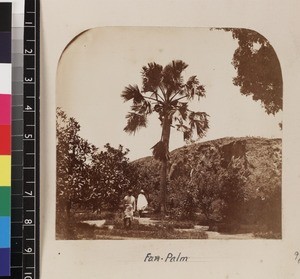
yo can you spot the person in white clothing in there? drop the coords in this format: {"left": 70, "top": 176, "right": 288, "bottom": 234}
{"left": 137, "top": 189, "right": 148, "bottom": 218}
{"left": 123, "top": 189, "right": 135, "bottom": 228}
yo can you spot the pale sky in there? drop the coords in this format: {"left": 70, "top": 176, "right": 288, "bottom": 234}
{"left": 56, "top": 27, "right": 282, "bottom": 160}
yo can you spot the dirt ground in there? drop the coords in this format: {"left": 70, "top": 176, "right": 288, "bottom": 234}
{"left": 82, "top": 217, "right": 256, "bottom": 240}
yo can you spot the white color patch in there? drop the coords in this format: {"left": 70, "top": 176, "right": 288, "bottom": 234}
{"left": 0, "top": 64, "right": 12, "bottom": 94}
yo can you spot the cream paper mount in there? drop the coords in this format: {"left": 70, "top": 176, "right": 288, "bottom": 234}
{"left": 41, "top": 0, "right": 300, "bottom": 278}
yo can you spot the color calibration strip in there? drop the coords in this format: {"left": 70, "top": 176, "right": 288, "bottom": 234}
{"left": 0, "top": 2, "right": 12, "bottom": 277}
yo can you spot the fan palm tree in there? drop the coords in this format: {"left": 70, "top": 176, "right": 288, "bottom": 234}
{"left": 121, "top": 60, "right": 209, "bottom": 215}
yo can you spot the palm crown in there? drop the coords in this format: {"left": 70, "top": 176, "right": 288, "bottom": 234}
{"left": 122, "top": 60, "right": 209, "bottom": 145}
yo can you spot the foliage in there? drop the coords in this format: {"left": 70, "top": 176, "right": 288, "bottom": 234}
{"left": 176, "top": 191, "right": 198, "bottom": 221}
{"left": 167, "top": 177, "right": 197, "bottom": 221}
{"left": 221, "top": 28, "right": 283, "bottom": 115}
{"left": 133, "top": 160, "right": 161, "bottom": 211}
{"left": 56, "top": 108, "right": 96, "bottom": 212}
{"left": 135, "top": 137, "right": 281, "bottom": 233}
{"left": 242, "top": 140, "right": 282, "bottom": 231}
{"left": 89, "top": 143, "right": 139, "bottom": 210}
{"left": 56, "top": 108, "right": 139, "bottom": 218}
{"left": 217, "top": 159, "right": 249, "bottom": 223}
{"left": 168, "top": 145, "right": 249, "bottom": 223}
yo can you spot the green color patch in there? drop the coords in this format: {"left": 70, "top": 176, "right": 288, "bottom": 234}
{"left": 0, "top": 187, "right": 10, "bottom": 216}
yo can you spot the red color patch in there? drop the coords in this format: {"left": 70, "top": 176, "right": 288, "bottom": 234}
{"left": 0, "top": 125, "right": 11, "bottom": 155}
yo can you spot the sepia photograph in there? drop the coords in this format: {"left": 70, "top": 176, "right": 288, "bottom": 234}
{"left": 55, "top": 27, "right": 282, "bottom": 240}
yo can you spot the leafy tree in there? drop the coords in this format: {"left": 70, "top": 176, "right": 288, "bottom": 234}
{"left": 165, "top": 147, "right": 247, "bottom": 223}
{"left": 56, "top": 108, "right": 96, "bottom": 217}
{"left": 131, "top": 159, "right": 161, "bottom": 211}
{"left": 89, "top": 143, "right": 139, "bottom": 211}
{"left": 168, "top": 177, "right": 198, "bottom": 221}
{"left": 121, "top": 60, "right": 209, "bottom": 214}
{"left": 57, "top": 108, "right": 139, "bottom": 216}
{"left": 222, "top": 28, "right": 283, "bottom": 115}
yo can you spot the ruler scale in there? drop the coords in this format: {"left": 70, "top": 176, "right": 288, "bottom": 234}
{"left": 23, "top": 1, "right": 39, "bottom": 279}
{"left": 11, "top": 1, "right": 25, "bottom": 276}
{"left": 12, "top": 3, "right": 25, "bottom": 278}
{"left": 1, "top": 0, "right": 39, "bottom": 278}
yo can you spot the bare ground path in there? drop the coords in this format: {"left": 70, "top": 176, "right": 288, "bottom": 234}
{"left": 205, "top": 231, "right": 255, "bottom": 239}
{"left": 137, "top": 218, "right": 255, "bottom": 239}
{"left": 82, "top": 220, "right": 106, "bottom": 227}
{"left": 82, "top": 217, "right": 256, "bottom": 239}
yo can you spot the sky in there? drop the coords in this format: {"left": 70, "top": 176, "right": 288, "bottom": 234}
{"left": 56, "top": 27, "right": 282, "bottom": 160}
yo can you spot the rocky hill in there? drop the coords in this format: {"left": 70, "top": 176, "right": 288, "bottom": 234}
{"left": 132, "top": 137, "right": 281, "bottom": 231}
{"left": 134, "top": 136, "right": 281, "bottom": 185}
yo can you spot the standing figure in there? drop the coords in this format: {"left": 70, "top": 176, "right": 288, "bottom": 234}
{"left": 123, "top": 189, "right": 135, "bottom": 228}
{"left": 137, "top": 189, "right": 148, "bottom": 218}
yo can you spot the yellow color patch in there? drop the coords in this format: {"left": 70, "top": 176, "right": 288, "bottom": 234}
{"left": 0, "top": 156, "right": 11, "bottom": 186}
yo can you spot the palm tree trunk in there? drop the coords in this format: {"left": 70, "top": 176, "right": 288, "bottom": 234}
{"left": 160, "top": 116, "right": 171, "bottom": 216}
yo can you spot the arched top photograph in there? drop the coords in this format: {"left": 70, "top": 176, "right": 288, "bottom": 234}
{"left": 56, "top": 27, "right": 282, "bottom": 240}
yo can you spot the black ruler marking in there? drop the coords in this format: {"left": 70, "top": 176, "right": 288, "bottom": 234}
{"left": 6, "top": 1, "right": 39, "bottom": 279}
{"left": 23, "top": 0, "right": 39, "bottom": 279}
{"left": 9, "top": 4, "right": 23, "bottom": 279}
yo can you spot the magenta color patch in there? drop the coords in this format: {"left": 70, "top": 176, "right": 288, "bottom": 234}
{"left": 0, "top": 94, "right": 11, "bottom": 125}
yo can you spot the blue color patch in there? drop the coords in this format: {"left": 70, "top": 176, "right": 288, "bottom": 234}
{"left": 0, "top": 248, "right": 10, "bottom": 276}
{"left": 0, "top": 216, "right": 10, "bottom": 248}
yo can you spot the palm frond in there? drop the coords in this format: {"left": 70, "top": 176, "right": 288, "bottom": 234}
{"left": 121, "top": 85, "right": 144, "bottom": 104}
{"left": 124, "top": 112, "right": 148, "bottom": 134}
{"left": 177, "top": 102, "right": 188, "bottom": 120}
{"left": 175, "top": 121, "right": 193, "bottom": 141}
{"left": 168, "top": 109, "right": 177, "bottom": 119}
{"left": 151, "top": 140, "right": 169, "bottom": 161}
{"left": 153, "top": 103, "right": 162, "bottom": 112}
{"left": 183, "top": 129, "right": 193, "bottom": 141}
{"left": 171, "top": 60, "right": 189, "bottom": 73}
{"left": 131, "top": 101, "right": 152, "bottom": 115}
{"left": 188, "top": 111, "right": 209, "bottom": 138}
{"left": 141, "top": 62, "right": 163, "bottom": 93}
{"left": 162, "top": 60, "right": 188, "bottom": 96}
{"left": 185, "top": 76, "right": 206, "bottom": 100}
